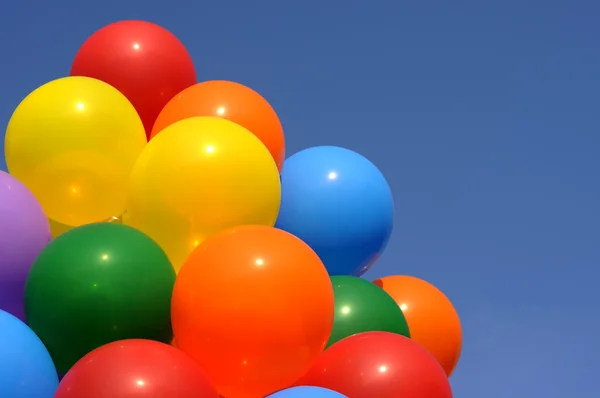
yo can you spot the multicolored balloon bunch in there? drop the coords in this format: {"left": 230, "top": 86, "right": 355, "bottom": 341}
{"left": 0, "top": 20, "right": 462, "bottom": 398}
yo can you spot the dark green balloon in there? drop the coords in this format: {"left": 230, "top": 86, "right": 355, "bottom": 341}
{"left": 25, "top": 222, "right": 176, "bottom": 374}
{"left": 327, "top": 276, "right": 410, "bottom": 347}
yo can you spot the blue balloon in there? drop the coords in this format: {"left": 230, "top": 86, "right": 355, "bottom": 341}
{"left": 267, "top": 386, "right": 348, "bottom": 397}
{"left": 275, "top": 146, "right": 394, "bottom": 276}
{"left": 0, "top": 310, "right": 58, "bottom": 397}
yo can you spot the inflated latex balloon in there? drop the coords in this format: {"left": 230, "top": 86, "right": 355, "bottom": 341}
{"left": 267, "top": 386, "right": 347, "bottom": 397}
{"left": 276, "top": 146, "right": 394, "bottom": 276}
{"left": 151, "top": 80, "right": 285, "bottom": 171}
{"left": 71, "top": 20, "right": 196, "bottom": 138}
{"left": 48, "top": 215, "right": 122, "bottom": 239}
{"left": 328, "top": 276, "right": 409, "bottom": 347}
{"left": 55, "top": 339, "right": 218, "bottom": 398}
{"left": 374, "top": 275, "right": 462, "bottom": 376}
{"left": 0, "top": 310, "right": 58, "bottom": 398}
{"left": 48, "top": 219, "right": 72, "bottom": 239}
{"left": 172, "top": 225, "right": 334, "bottom": 398}
{"left": 0, "top": 171, "right": 50, "bottom": 320}
{"left": 297, "top": 332, "right": 452, "bottom": 398}
{"left": 123, "top": 116, "right": 281, "bottom": 271}
{"left": 25, "top": 223, "right": 175, "bottom": 374}
{"left": 5, "top": 76, "right": 146, "bottom": 226}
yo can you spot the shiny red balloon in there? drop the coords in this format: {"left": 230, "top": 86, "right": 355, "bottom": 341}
{"left": 55, "top": 339, "right": 219, "bottom": 398}
{"left": 71, "top": 20, "right": 196, "bottom": 138}
{"left": 297, "top": 332, "right": 453, "bottom": 398}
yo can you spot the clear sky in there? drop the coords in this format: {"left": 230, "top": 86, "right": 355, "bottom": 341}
{"left": 1, "top": 1, "right": 598, "bottom": 396}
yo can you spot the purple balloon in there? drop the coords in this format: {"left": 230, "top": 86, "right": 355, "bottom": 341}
{"left": 0, "top": 171, "right": 51, "bottom": 321}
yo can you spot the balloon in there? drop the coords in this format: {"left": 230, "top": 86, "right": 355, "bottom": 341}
{"left": 373, "top": 275, "right": 462, "bottom": 376}
{"left": 5, "top": 76, "right": 146, "bottom": 226}
{"left": 275, "top": 146, "right": 394, "bottom": 276}
{"left": 48, "top": 219, "right": 72, "bottom": 239}
{"left": 25, "top": 223, "right": 175, "bottom": 374}
{"left": 49, "top": 215, "right": 122, "bottom": 239}
{"left": 297, "top": 332, "right": 452, "bottom": 398}
{"left": 71, "top": 20, "right": 196, "bottom": 138}
{"left": 0, "top": 310, "right": 58, "bottom": 398}
{"left": 268, "top": 386, "right": 347, "bottom": 398}
{"left": 123, "top": 117, "right": 281, "bottom": 271}
{"left": 55, "top": 339, "right": 218, "bottom": 398}
{"left": 0, "top": 171, "right": 51, "bottom": 321}
{"left": 151, "top": 80, "right": 285, "bottom": 171}
{"left": 172, "top": 225, "right": 334, "bottom": 398}
{"left": 328, "top": 276, "right": 409, "bottom": 347}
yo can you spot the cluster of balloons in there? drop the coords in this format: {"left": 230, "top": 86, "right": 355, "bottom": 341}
{"left": 0, "top": 20, "right": 463, "bottom": 398}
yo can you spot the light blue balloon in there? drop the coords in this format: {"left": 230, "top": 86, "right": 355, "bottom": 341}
{"left": 267, "top": 386, "right": 348, "bottom": 397}
{"left": 0, "top": 310, "right": 58, "bottom": 397}
{"left": 275, "top": 146, "right": 394, "bottom": 276}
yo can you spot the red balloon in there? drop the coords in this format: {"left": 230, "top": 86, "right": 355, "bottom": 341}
{"left": 55, "top": 339, "right": 219, "bottom": 398}
{"left": 297, "top": 332, "right": 453, "bottom": 398}
{"left": 71, "top": 20, "right": 196, "bottom": 138}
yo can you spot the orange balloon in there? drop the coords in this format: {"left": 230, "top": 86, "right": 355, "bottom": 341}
{"left": 373, "top": 275, "right": 462, "bottom": 377}
{"left": 151, "top": 80, "right": 285, "bottom": 171}
{"left": 171, "top": 225, "right": 334, "bottom": 398}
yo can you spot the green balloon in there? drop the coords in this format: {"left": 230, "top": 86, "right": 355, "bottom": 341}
{"left": 327, "top": 276, "right": 410, "bottom": 347}
{"left": 25, "top": 222, "right": 176, "bottom": 374}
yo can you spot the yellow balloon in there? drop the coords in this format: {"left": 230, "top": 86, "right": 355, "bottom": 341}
{"left": 123, "top": 116, "right": 281, "bottom": 271}
{"left": 49, "top": 215, "right": 123, "bottom": 239}
{"left": 49, "top": 218, "right": 72, "bottom": 238}
{"left": 5, "top": 76, "right": 146, "bottom": 226}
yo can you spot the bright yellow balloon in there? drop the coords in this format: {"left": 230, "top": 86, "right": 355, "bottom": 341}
{"left": 5, "top": 76, "right": 146, "bottom": 226}
{"left": 123, "top": 116, "right": 281, "bottom": 271}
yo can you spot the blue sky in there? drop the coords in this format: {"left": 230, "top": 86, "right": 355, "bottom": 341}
{"left": 1, "top": 1, "right": 598, "bottom": 396}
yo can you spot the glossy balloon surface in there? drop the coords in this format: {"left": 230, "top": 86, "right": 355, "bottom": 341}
{"left": 152, "top": 80, "right": 285, "bottom": 170}
{"left": 276, "top": 146, "right": 394, "bottom": 276}
{"left": 328, "top": 276, "right": 409, "bottom": 347}
{"left": 5, "top": 76, "right": 146, "bottom": 226}
{"left": 374, "top": 275, "right": 462, "bottom": 376}
{"left": 25, "top": 223, "right": 175, "bottom": 374}
{"left": 71, "top": 20, "right": 196, "bottom": 137}
{"left": 55, "top": 339, "right": 218, "bottom": 398}
{"left": 172, "top": 225, "right": 334, "bottom": 398}
{"left": 123, "top": 117, "right": 281, "bottom": 271}
{"left": 298, "top": 332, "right": 452, "bottom": 398}
{"left": 0, "top": 310, "right": 59, "bottom": 398}
{"left": 267, "top": 386, "right": 347, "bottom": 398}
{"left": 0, "top": 171, "right": 50, "bottom": 320}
